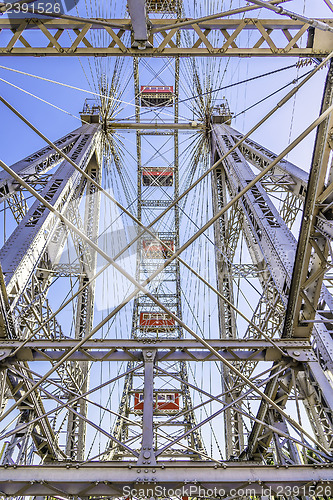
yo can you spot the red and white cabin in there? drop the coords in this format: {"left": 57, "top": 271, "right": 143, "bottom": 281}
{"left": 147, "top": 0, "right": 177, "bottom": 12}
{"left": 140, "top": 86, "right": 174, "bottom": 107}
{"left": 139, "top": 312, "right": 175, "bottom": 328}
{"left": 142, "top": 167, "right": 173, "bottom": 186}
{"left": 134, "top": 392, "right": 179, "bottom": 412}
{"left": 142, "top": 239, "right": 174, "bottom": 259}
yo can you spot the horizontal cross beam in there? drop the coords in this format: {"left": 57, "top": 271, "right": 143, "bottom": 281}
{"left": 0, "top": 338, "right": 312, "bottom": 349}
{"left": 0, "top": 339, "right": 315, "bottom": 362}
{"left": 0, "top": 18, "right": 329, "bottom": 57}
{"left": 0, "top": 462, "right": 332, "bottom": 496}
{"left": 107, "top": 122, "right": 203, "bottom": 130}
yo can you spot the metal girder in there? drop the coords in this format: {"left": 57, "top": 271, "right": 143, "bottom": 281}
{"left": 103, "top": 365, "right": 133, "bottom": 461}
{"left": 211, "top": 122, "right": 333, "bottom": 459}
{"left": 0, "top": 128, "right": 82, "bottom": 202}
{"left": 226, "top": 124, "right": 308, "bottom": 199}
{"left": 232, "top": 263, "right": 263, "bottom": 278}
{"left": 137, "top": 350, "right": 156, "bottom": 466}
{"left": 0, "top": 18, "right": 331, "bottom": 57}
{"left": 0, "top": 269, "right": 62, "bottom": 463}
{"left": 283, "top": 60, "right": 333, "bottom": 340}
{"left": 0, "top": 344, "right": 315, "bottom": 363}
{"left": 0, "top": 124, "right": 100, "bottom": 307}
{"left": 65, "top": 153, "right": 101, "bottom": 461}
{"left": 3, "top": 364, "right": 63, "bottom": 463}
{"left": 298, "top": 363, "right": 333, "bottom": 451}
{"left": 14, "top": 273, "right": 66, "bottom": 340}
{"left": 225, "top": 125, "right": 308, "bottom": 228}
{"left": 0, "top": 129, "right": 81, "bottom": 226}
{"left": 1, "top": 11, "right": 333, "bottom": 479}
{"left": 212, "top": 124, "right": 297, "bottom": 303}
{"left": 127, "top": 0, "right": 149, "bottom": 46}
{"left": 0, "top": 125, "right": 101, "bottom": 464}
{"left": 0, "top": 338, "right": 314, "bottom": 350}
{"left": 212, "top": 123, "right": 333, "bottom": 344}
{"left": 268, "top": 411, "right": 302, "bottom": 465}
{"left": 5, "top": 191, "right": 28, "bottom": 223}
{"left": 108, "top": 122, "right": 202, "bottom": 129}
{"left": 0, "top": 462, "right": 333, "bottom": 496}
{"left": 211, "top": 162, "right": 244, "bottom": 458}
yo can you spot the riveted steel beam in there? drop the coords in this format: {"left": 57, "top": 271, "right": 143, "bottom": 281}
{"left": 0, "top": 338, "right": 310, "bottom": 350}
{"left": 107, "top": 122, "right": 203, "bottom": 129}
{"left": 0, "top": 18, "right": 330, "bottom": 57}
{"left": 127, "top": 0, "right": 148, "bottom": 46}
{"left": 0, "top": 346, "right": 315, "bottom": 363}
{"left": 283, "top": 60, "right": 333, "bottom": 339}
{"left": 0, "top": 462, "right": 333, "bottom": 496}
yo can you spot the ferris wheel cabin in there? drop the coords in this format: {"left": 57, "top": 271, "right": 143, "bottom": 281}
{"left": 134, "top": 391, "right": 180, "bottom": 413}
{"left": 147, "top": 0, "right": 177, "bottom": 12}
{"left": 139, "top": 312, "right": 175, "bottom": 328}
{"left": 142, "top": 238, "right": 175, "bottom": 258}
{"left": 142, "top": 167, "right": 174, "bottom": 186}
{"left": 140, "top": 86, "right": 174, "bottom": 107}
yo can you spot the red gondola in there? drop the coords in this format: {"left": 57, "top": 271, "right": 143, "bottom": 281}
{"left": 142, "top": 239, "right": 174, "bottom": 259}
{"left": 147, "top": 0, "right": 177, "bottom": 12}
{"left": 142, "top": 167, "right": 173, "bottom": 186}
{"left": 139, "top": 312, "right": 175, "bottom": 327}
{"left": 134, "top": 392, "right": 179, "bottom": 412}
{"left": 140, "top": 86, "right": 174, "bottom": 107}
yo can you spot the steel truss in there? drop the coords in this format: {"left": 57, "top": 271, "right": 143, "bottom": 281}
{"left": 105, "top": 4, "right": 205, "bottom": 463}
{"left": 1, "top": 1, "right": 333, "bottom": 497}
{"left": 0, "top": 18, "right": 332, "bottom": 57}
{"left": 211, "top": 61, "right": 333, "bottom": 464}
{"left": 0, "top": 121, "right": 101, "bottom": 465}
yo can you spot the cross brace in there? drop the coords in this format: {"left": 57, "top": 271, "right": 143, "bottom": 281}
{"left": 0, "top": 19, "right": 330, "bottom": 57}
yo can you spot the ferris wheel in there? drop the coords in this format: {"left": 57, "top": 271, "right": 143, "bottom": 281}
{"left": 0, "top": 0, "right": 333, "bottom": 498}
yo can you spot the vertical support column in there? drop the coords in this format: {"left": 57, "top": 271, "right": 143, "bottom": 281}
{"left": 65, "top": 152, "right": 101, "bottom": 460}
{"left": 211, "top": 160, "right": 244, "bottom": 458}
{"left": 128, "top": 0, "right": 148, "bottom": 47}
{"left": 283, "top": 59, "right": 333, "bottom": 339}
{"left": 112, "top": 10, "right": 205, "bottom": 460}
{"left": 212, "top": 123, "right": 333, "bottom": 461}
{"left": 134, "top": 56, "right": 142, "bottom": 224}
{"left": 105, "top": 58, "right": 141, "bottom": 459}
{"left": 138, "top": 349, "right": 156, "bottom": 466}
